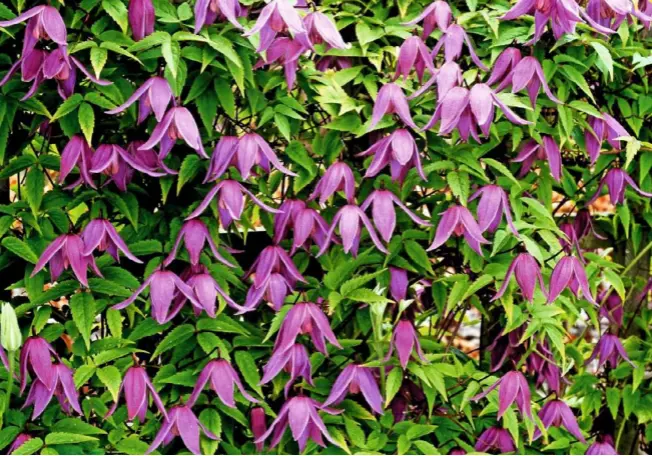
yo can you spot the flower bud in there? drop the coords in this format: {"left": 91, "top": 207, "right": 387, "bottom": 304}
{"left": 1, "top": 303, "right": 22, "bottom": 352}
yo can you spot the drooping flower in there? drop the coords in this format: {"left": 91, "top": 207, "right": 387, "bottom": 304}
{"left": 260, "top": 343, "right": 313, "bottom": 395}
{"left": 241, "top": 272, "right": 292, "bottom": 313}
{"left": 318, "top": 204, "right": 390, "bottom": 256}
{"left": 492, "top": 253, "right": 547, "bottom": 302}
{"left": 394, "top": 36, "right": 436, "bottom": 83}
{"left": 573, "top": 208, "right": 606, "bottom": 242}
{"left": 487, "top": 326, "right": 527, "bottom": 371}
{"left": 470, "top": 184, "right": 519, "bottom": 235}
{"left": 526, "top": 341, "right": 564, "bottom": 394}
{"left": 495, "top": 56, "right": 561, "bottom": 106}
{"left": 0, "top": 6, "right": 67, "bottom": 50}
{"left": 250, "top": 408, "right": 267, "bottom": 452}
{"left": 430, "top": 24, "right": 488, "bottom": 70}
{"left": 475, "top": 426, "right": 516, "bottom": 453}
{"left": 322, "top": 364, "right": 383, "bottom": 414}
{"left": 315, "top": 55, "right": 352, "bottom": 72}
{"left": 309, "top": 161, "right": 356, "bottom": 205}
{"left": 163, "top": 219, "right": 234, "bottom": 267}
{"left": 409, "top": 60, "right": 462, "bottom": 100}
{"left": 81, "top": 219, "right": 142, "bottom": 264}
{"left": 303, "top": 12, "right": 348, "bottom": 49}
{"left": 23, "top": 363, "right": 82, "bottom": 419}
{"left": 586, "top": 0, "right": 650, "bottom": 30}
{"left": 390, "top": 378, "right": 427, "bottom": 422}
{"left": 253, "top": 37, "right": 307, "bottom": 89}
{"left": 361, "top": 189, "right": 431, "bottom": 242}
{"left": 547, "top": 255, "right": 597, "bottom": 305}
{"left": 20, "top": 336, "right": 59, "bottom": 393}
{"left": 389, "top": 267, "right": 409, "bottom": 302}
{"left": 512, "top": 136, "right": 562, "bottom": 181}
{"left": 146, "top": 405, "right": 219, "bottom": 455}
{"left": 41, "top": 47, "right": 112, "bottom": 100}
{"left": 277, "top": 202, "right": 330, "bottom": 254}
{"left": 129, "top": 0, "right": 155, "bottom": 41}
{"left": 254, "top": 396, "right": 342, "bottom": 452}
{"left": 188, "top": 359, "right": 259, "bottom": 408}
{"left": 58, "top": 135, "right": 96, "bottom": 189}
{"left": 588, "top": 168, "right": 652, "bottom": 205}
{"left": 584, "top": 113, "right": 629, "bottom": 165}
{"left": 105, "top": 366, "right": 168, "bottom": 421}
{"left": 89, "top": 144, "right": 154, "bottom": 192}
{"left": 402, "top": 1, "right": 453, "bottom": 38}
{"left": 243, "top": 0, "right": 312, "bottom": 52}
{"left": 385, "top": 319, "right": 428, "bottom": 368}
{"left": 357, "top": 129, "right": 427, "bottom": 182}
{"left": 486, "top": 47, "right": 522, "bottom": 87}
{"left": 194, "top": 0, "right": 245, "bottom": 33}
{"left": 472, "top": 370, "right": 532, "bottom": 419}
{"left": 106, "top": 77, "right": 174, "bottom": 124}
{"left": 427, "top": 205, "right": 489, "bottom": 256}
{"left": 140, "top": 107, "right": 208, "bottom": 159}
{"left": 0, "top": 49, "right": 46, "bottom": 100}
{"left": 204, "top": 136, "right": 240, "bottom": 182}
{"left": 586, "top": 434, "right": 618, "bottom": 455}
{"left": 586, "top": 333, "right": 635, "bottom": 369}
{"left": 598, "top": 290, "right": 623, "bottom": 327}
{"left": 31, "top": 234, "right": 102, "bottom": 287}
{"left": 234, "top": 132, "right": 296, "bottom": 179}
{"left": 274, "top": 302, "right": 341, "bottom": 355}
{"left": 8, "top": 434, "right": 33, "bottom": 454}
{"left": 369, "top": 83, "right": 418, "bottom": 130}
{"left": 175, "top": 264, "right": 240, "bottom": 316}
{"left": 245, "top": 245, "right": 306, "bottom": 290}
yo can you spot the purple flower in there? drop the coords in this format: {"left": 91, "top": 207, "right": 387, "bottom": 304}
{"left": 472, "top": 370, "right": 532, "bottom": 419}
{"left": 42, "top": 47, "right": 112, "bottom": 100}
{"left": 361, "top": 189, "right": 431, "bottom": 242}
{"left": 254, "top": 396, "right": 342, "bottom": 452}
{"left": 0, "top": 5, "right": 67, "bottom": 49}
{"left": 496, "top": 56, "right": 561, "bottom": 106}
{"left": 318, "top": 204, "right": 390, "bottom": 256}
{"left": 194, "top": 0, "right": 245, "bottom": 33}
{"left": 548, "top": 255, "right": 597, "bottom": 305}
{"left": 410, "top": 61, "right": 462, "bottom": 101}
{"left": 586, "top": 434, "right": 618, "bottom": 455}
{"left": 112, "top": 269, "right": 201, "bottom": 324}
{"left": 105, "top": 366, "right": 167, "bottom": 421}
{"left": 188, "top": 359, "right": 258, "bottom": 408}
{"left": 427, "top": 205, "right": 489, "bottom": 256}
{"left": 303, "top": 12, "right": 348, "bottom": 49}
{"left": 31, "top": 234, "right": 102, "bottom": 287}
{"left": 260, "top": 343, "right": 313, "bottom": 396}
{"left": 586, "top": 0, "right": 649, "bottom": 30}
{"left": 394, "top": 36, "right": 436, "bottom": 83}
{"left": 486, "top": 47, "right": 522, "bottom": 87}
{"left": 470, "top": 184, "right": 518, "bottom": 235}
{"left": 146, "top": 404, "right": 219, "bottom": 455}
{"left": 493, "top": 253, "right": 547, "bottom": 302}
{"left": 8, "top": 434, "right": 32, "bottom": 454}
{"left": 241, "top": 272, "right": 292, "bottom": 313}
{"left": 533, "top": 399, "right": 585, "bottom": 442}
{"left": 385, "top": 319, "right": 428, "bottom": 369}
{"left": 487, "top": 326, "right": 526, "bottom": 371}
{"left": 512, "top": 136, "right": 562, "bottom": 181}
{"left": 369, "top": 83, "right": 418, "bottom": 130}
{"left": 526, "top": 342, "right": 564, "bottom": 393}
{"left": 81, "top": 219, "right": 142, "bottom": 264}
{"left": 358, "top": 129, "right": 427, "bottom": 182}
{"left": 245, "top": 245, "right": 305, "bottom": 290}
{"left": 309, "top": 161, "right": 356, "bottom": 205}
{"left": 250, "top": 408, "right": 267, "bottom": 452}
{"left": 573, "top": 208, "right": 605, "bottom": 241}
{"left": 106, "top": 77, "right": 174, "bottom": 124}
{"left": 23, "top": 363, "right": 82, "bottom": 419}
{"left": 402, "top": 1, "right": 452, "bottom": 38}
{"left": 431, "top": 24, "right": 488, "bottom": 71}
{"left": 315, "top": 56, "right": 352, "bottom": 72}
{"left": 89, "top": 144, "right": 140, "bottom": 192}
{"left": 586, "top": 333, "right": 634, "bottom": 369}
{"left": 204, "top": 136, "right": 240, "bottom": 182}
{"left": 585, "top": 113, "right": 629, "bottom": 165}
{"left": 215, "top": 132, "right": 296, "bottom": 180}
{"left": 279, "top": 203, "right": 330, "bottom": 254}
{"left": 20, "top": 336, "right": 59, "bottom": 393}
{"left": 176, "top": 265, "right": 240, "bottom": 316}
{"left": 129, "top": 0, "right": 155, "bottom": 41}
{"left": 588, "top": 168, "right": 652, "bottom": 205}
{"left": 253, "top": 37, "right": 307, "bottom": 89}
{"left": 475, "top": 426, "right": 516, "bottom": 453}
{"left": 164, "top": 219, "right": 233, "bottom": 267}
{"left": 0, "top": 49, "right": 47, "bottom": 100}
{"left": 187, "top": 180, "right": 281, "bottom": 227}
{"left": 389, "top": 267, "right": 409, "bottom": 302}
{"left": 274, "top": 302, "right": 341, "bottom": 355}
{"left": 140, "top": 107, "right": 208, "bottom": 159}
{"left": 598, "top": 290, "right": 623, "bottom": 327}
{"left": 59, "top": 135, "right": 96, "bottom": 189}
{"left": 243, "top": 0, "right": 311, "bottom": 52}
{"left": 322, "top": 364, "right": 383, "bottom": 414}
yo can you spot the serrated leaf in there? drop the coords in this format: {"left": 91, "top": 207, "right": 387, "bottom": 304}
{"left": 2, "top": 238, "right": 39, "bottom": 263}
{"left": 97, "top": 366, "right": 121, "bottom": 402}
{"left": 151, "top": 324, "right": 195, "bottom": 358}
{"left": 69, "top": 292, "right": 95, "bottom": 349}
{"left": 25, "top": 167, "right": 44, "bottom": 215}
{"left": 162, "top": 37, "right": 181, "bottom": 77}
{"left": 385, "top": 368, "right": 403, "bottom": 407}
{"left": 90, "top": 47, "right": 108, "bottom": 79}
{"left": 45, "top": 433, "right": 98, "bottom": 445}
{"left": 404, "top": 240, "right": 434, "bottom": 275}
{"left": 78, "top": 103, "right": 95, "bottom": 144}
{"left": 590, "top": 41, "right": 614, "bottom": 81}
{"left": 177, "top": 154, "right": 202, "bottom": 194}
{"left": 102, "top": 0, "right": 129, "bottom": 33}
{"left": 234, "top": 351, "right": 263, "bottom": 397}
{"left": 12, "top": 437, "right": 43, "bottom": 455}
{"left": 52, "top": 94, "right": 83, "bottom": 120}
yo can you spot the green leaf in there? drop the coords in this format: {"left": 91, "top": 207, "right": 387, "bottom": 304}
{"left": 603, "top": 270, "right": 625, "bottom": 300}
{"left": 590, "top": 42, "right": 614, "bottom": 81}
{"left": 52, "top": 94, "right": 83, "bottom": 120}
{"left": 78, "top": 103, "right": 95, "bottom": 144}
{"left": 384, "top": 367, "right": 403, "bottom": 407}
{"left": 25, "top": 167, "right": 44, "bottom": 215}
{"left": 162, "top": 36, "right": 182, "bottom": 77}
{"left": 152, "top": 324, "right": 195, "bottom": 358}
{"left": 234, "top": 351, "right": 263, "bottom": 397}
{"left": 177, "top": 154, "right": 202, "bottom": 194}
{"left": 97, "top": 366, "right": 122, "bottom": 402}
{"left": 214, "top": 78, "right": 235, "bottom": 118}
{"left": 606, "top": 387, "right": 620, "bottom": 417}
{"left": 128, "top": 31, "right": 170, "bottom": 52}
{"left": 404, "top": 240, "right": 434, "bottom": 275}
{"left": 45, "top": 433, "right": 98, "bottom": 445}
{"left": 52, "top": 418, "right": 107, "bottom": 435}
{"left": 12, "top": 437, "right": 43, "bottom": 455}
{"left": 483, "top": 158, "right": 521, "bottom": 187}
{"left": 347, "top": 288, "right": 389, "bottom": 304}
{"left": 199, "top": 409, "right": 221, "bottom": 454}
{"left": 102, "top": 0, "right": 129, "bottom": 33}
{"left": 206, "top": 33, "right": 242, "bottom": 69}
{"left": 69, "top": 292, "right": 95, "bottom": 349}
{"left": 2, "top": 237, "right": 39, "bottom": 263}
{"left": 115, "top": 437, "right": 151, "bottom": 455}
{"left": 90, "top": 47, "right": 108, "bottom": 79}
{"left": 446, "top": 171, "right": 469, "bottom": 205}
{"left": 568, "top": 100, "right": 602, "bottom": 118}
{"left": 559, "top": 66, "right": 595, "bottom": 102}
{"left": 274, "top": 113, "right": 291, "bottom": 142}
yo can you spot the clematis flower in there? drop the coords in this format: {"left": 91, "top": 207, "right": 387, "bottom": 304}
{"left": 526, "top": 342, "right": 564, "bottom": 394}
{"left": 586, "top": 0, "right": 651, "bottom": 30}
{"left": 385, "top": 319, "right": 428, "bottom": 368}
{"left": 241, "top": 272, "right": 292, "bottom": 313}
{"left": 246, "top": 245, "right": 305, "bottom": 290}
{"left": 486, "top": 47, "right": 522, "bottom": 87}
{"left": 274, "top": 302, "right": 341, "bottom": 354}
{"left": 472, "top": 370, "right": 532, "bottom": 418}
{"left": 573, "top": 208, "right": 605, "bottom": 242}
{"left": 163, "top": 219, "right": 233, "bottom": 267}
{"left": 318, "top": 204, "right": 390, "bottom": 256}
{"left": 187, "top": 180, "right": 281, "bottom": 227}
{"left": 188, "top": 359, "right": 258, "bottom": 407}
{"left": 129, "top": 0, "right": 154, "bottom": 41}
{"left": 274, "top": 200, "right": 322, "bottom": 248}
{"left": 243, "top": 0, "right": 312, "bottom": 52}
{"left": 487, "top": 326, "right": 527, "bottom": 371}
{"left": 8, "top": 434, "right": 32, "bottom": 454}
{"left": 315, "top": 55, "right": 352, "bottom": 72}
{"left": 0, "top": 345, "right": 9, "bottom": 371}
{"left": 358, "top": 129, "right": 427, "bottom": 182}
{"left": 475, "top": 426, "right": 516, "bottom": 453}
{"left": 394, "top": 36, "right": 436, "bottom": 83}
{"left": 112, "top": 269, "right": 202, "bottom": 324}
{"left": 43, "top": 47, "right": 112, "bottom": 97}
{"left": 31, "top": 234, "right": 102, "bottom": 287}
{"left": 495, "top": 56, "right": 561, "bottom": 107}
{"left": 289, "top": 208, "right": 330, "bottom": 254}
{"left": 303, "top": 12, "right": 348, "bottom": 49}
{"left": 547, "top": 255, "right": 597, "bottom": 305}
{"left": 470, "top": 184, "right": 518, "bottom": 235}
{"left": 23, "top": 363, "right": 82, "bottom": 419}
{"left": 194, "top": 0, "right": 245, "bottom": 33}
{"left": 322, "top": 364, "right": 383, "bottom": 414}
{"left": 204, "top": 136, "right": 240, "bottom": 182}
{"left": 402, "top": 0, "right": 452, "bottom": 38}
{"left": 59, "top": 135, "right": 96, "bottom": 189}
{"left": 0, "top": 49, "right": 46, "bottom": 100}
{"left": 90, "top": 144, "right": 163, "bottom": 192}
{"left": 106, "top": 76, "right": 174, "bottom": 124}
{"left": 20, "top": 336, "right": 59, "bottom": 393}
{"left": 390, "top": 378, "right": 427, "bottom": 422}
{"left": 586, "top": 434, "right": 617, "bottom": 455}
{"left": 250, "top": 408, "right": 267, "bottom": 452}
{"left": 309, "top": 161, "right": 356, "bottom": 205}
{"left": 105, "top": 366, "right": 167, "bottom": 421}
{"left": 81, "top": 219, "right": 142, "bottom": 264}
{"left": 140, "top": 107, "right": 208, "bottom": 159}
{"left": 127, "top": 140, "right": 177, "bottom": 175}
{"left": 512, "top": 136, "right": 562, "bottom": 181}
{"left": 253, "top": 37, "right": 307, "bottom": 89}
{"left": 586, "top": 333, "right": 634, "bottom": 369}
{"left": 175, "top": 264, "right": 239, "bottom": 316}
{"left": 431, "top": 24, "right": 488, "bottom": 70}
{"left": 361, "top": 189, "right": 431, "bottom": 242}
{"left": 427, "top": 205, "right": 489, "bottom": 256}
{"left": 584, "top": 113, "right": 629, "bottom": 165}
{"left": 146, "top": 405, "right": 219, "bottom": 455}
{"left": 492, "top": 253, "right": 547, "bottom": 302}
{"left": 0, "top": 5, "right": 67, "bottom": 49}
{"left": 260, "top": 343, "right": 313, "bottom": 395}
{"left": 389, "top": 267, "right": 409, "bottom": 302}
{"left": 254, "top": 396, "right": 342, "bottom": 452}
{"left": 369, "top": 83, "right": 418, "bottom": 130}
{"left": 230, "top": 132, "right": 296, "bottom": 179}
{"left": 409, "top": 60, "right": 462, "bottom": 100}
{"left": 598, "top": 290, "right": 623, "bottom": 327}
{"left": 588, "top": 168, "right": 652, "bottom": 205}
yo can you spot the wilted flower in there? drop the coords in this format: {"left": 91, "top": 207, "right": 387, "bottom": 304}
{"left": 385, "top": 319, "right": 428, "bottom": 368}
{"left": 369, "top": 83, "right": 418, "bottom": 130}
{"left": 274, "top": 302, "right": 341, "bottom": 354}
{"left": 309, "top": 161, "right": 356, "bottom": 205}
{"left": 58, "top": 135, "right": 96, "bottom": 189}
{"left": 303, "top": 12, "right": 348, "bottom": 49}
{"left": 81, "top": 219, "right": 142, "bottom": 264}
{"left": 586, "top": 434, "right": 617, "bottom": 455}
{"left": 318, "top": 204, "right": 390, "bottom": 256}
{"left": 475, "top": 426, "right": 516, "bottom": 453}
{"left": 431, "top": 24, "right": 488, "bottom": 70}
{"left": 402, "top": 0, "right": 452, "bottom": 38}
{"left": 492, "top": 253, "right": 547, "bottom": 302}
{"left": 176, "top": 265, "right": 240, "bottom": 316}
{"left": 361, "top": 189, "right": 431, "bottom": 242}
{"left": 129, "top": 0, "right": 155, "bottom": 41}
{"left": 105, "top": 366, "right": 167, "bottom": 421}
{"left": 427, "top": 205, "right": 489, "bottom": 256}
{"left": 586, "top": 333, "right": 634, "bottom": 369}
{"left": 19, "top": 336, "right": 59, "bottom": 393}
{"left": 0, "top": 5, "right": 67, "bottom": 50}
{"left": 470, "top": 184, "right": 518, "bottom": 235}
{"left": 472, "top": 370, "right": 532, "bottom": 418}
{"left": 394, "top": 36, "right": 436, "bottom": 83}
{"left": 322, "top": 363, "right": 383, "bottom": 414}
{"left": 512, "top": 136, "right": 562, "bottom": 181}
{"left": 547, "top": 255, "right": 597, "bottom": 305}
{"left": 588, "top": 168, "right": 652, "bottom": 205}
{"left": 194, "top": 0, "right": 245, "bottom": 33}
{"left": 146, "top": 405, "right": 219, "bottom": 455}
{"left": 358, "top": 129, "right": 427, "bottom": 182}
{"left": 486, "top": 47, "right": 522, "bottom": 87}
{"left": 163, "top": 219, "right": 233, "bottom": 267}
{"left": 246, "top": 245, "right": 306, "bottom": 290}
{"left": 32, "top": 234, "right": 102, "bottom": 287}
{"left": 188, "top": 359, "right": 258, "bottom": 408}
{"left": 23, "top": 363, "right": 82, "bottom": 419}
{"left": 495, "top": 56, "right": 560, "bottom": 106}
{"left": 140, "top": 107, "right": 208, "bottom": 159}
{"left": 106, "top": 76, "right": 174, "bottom": 124}
{"left": 253, "top": 37, "right": 308, "bottom": 89}
{"left": 584, "top": 113, "right": 629, "bottom": 165}
{"left": 243, "top": 0, "right": 311, "bottom": 52}
{"left": 8, "top": 434, "right": 32, "bottom": 454}
{"left": 598, "top": 290, "right": 623, "bottom": 327}
{"left": 260, "top": 343, "right": 313, "bottom": 395}
{"left": 250, "top": 408, "right": 267, "bottom": 452}
{"left": 389, "top": 267, "right": 409, "bottom": 302}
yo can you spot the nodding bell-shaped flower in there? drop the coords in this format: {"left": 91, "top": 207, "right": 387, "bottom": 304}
{"left": 358, "top": 129, "right": 427, "bottom": 182}
{"left": 20, "top": 336, "right": 59, "bottom": 393}
{"left": 140, "top": 107, "right": 208, "bottom": 159}
{"left": 584, "top": 113, "right": 629, "bottom": 165}
{"left": 146, "top": 404, "right": 219, "bottom": 455}
{"left": 512, "top": 136, "right": 562, "bottom": 182}
{"left": 0, "top": 5, "right": 67, "bottom": 49}
{"left": 394, "top": 36, "right": 436, "bottom": 83}
{"left": 369, "top": 83, "right": 418, "bottom": 130}
{"left": 385, "top": 319, "right": 428, "bottom": 368}
{"left": 204, "top": 136, "right": 239, "bottom": 182}
{"left": 586, "top": 434, "right": 617, "bottom": 455}
{"left": 431, "top": 24, "right": 488, "bottom": 70}
{"left": 241, "top": 272, "right": 292, "bottom": 313}
{"left": 486, "top": 47, "right": 522, "bottom": 87}
{"left": 230, "top": 132, "right": 296, "bottom": 179}
{"left": 81, "top": 219, "right": 142, "bottom": 264}
{"left": 318, "top": 204, "right": 390, "bottom": 256}
{"left": 163, "top": 219, "right": 234, "bottom": 267}
{"left": 194, "top": 0, "right": 245, "bottom": 33}
{"left": 475, "top": 426, "right": 516, "bottom": 453}
{"left": 187, "top": 180, "right": 281, "bottom": 227}
{"left": 274, "top": 302, "right": 341, "bottom": 355}
{"left": 126, "top": 140, "right": 176, "bottom": 175}
{"left": 89, "top": 144, "right": 151, "bottom": 192}
{"left": 389, "top": 267, "right": 409, "bottom": 302}
{"left": 188, "top": 359, "right": 259, "bottom": 408}
{"left": 260, "top": 343, "right": 313, "bottom": 395}
{"left": 31, "top": 234, "right": 102, "bottom": 287}
{"left": 547, "top": 255, "right": 597, "bottom": 305}
{"left": 427, "top": 205, "right": 489, "bottom": 256}
{"left": 23, "top": 363, "right": 82, "bottom": 420}
{"left": 290, "top": 208, "right": 330, "bottom": 254}
{"left": 361, "top": 190, "right": 431, "bottom": 243}
{"left": 496, "top": 56, "right": 561, "bottom": 106}
{"left": 493, "top": 253, "right": 547, "bottom": 302}
{"left": 39, "top": 47, "right": 112, "bottom": 100}
{"left": 253, "top": 37, "right": 307, "bottom": 89}
{"left": 175, "top": 265, "right": 239, "bottom": 316}
{"left": 322, "top": 364, "right": 383, "bottom": 414}
{"left": 0, "top": 49, "right": 46, "bottom": 99}
{"left": 598, "top": 290, "right": 623, "bottom": 327}
{"left": 573, "top": 208, "right": 605, "bottom": 242}
{"left": 243, "top": 0, "right": 312, "bottom": 52}
{"left": 315, "top": 55, "right": 352, "bottom": 72}
{"left": 59, "top": 135, "right": 96, "bottom": 189}
{"left": 274, "top": 200, "right": 317, "bottom": 244}
{"left": 470, "top": 184, "right": 518, "bottom": 235}
{"left": 250, "top": 408, "right": 267, "bottom": 452}
{"left": 8, "top": 434, "right": 32, "bottom": 454}
{"left": 588, "top": 168, "right": 652, "bottom": 205}
{"left": 309, "top": 161, "right": 356, "bottom": 205}
{"left": 409, "top": 60, "right": 463, "bottom": 101}
{"left": 112, "top": 269, "right": 202, "bottom": 324}
{"left": 303, "top": 12, "right": 348, "bottom": 49}
{"left": 586, "top": 333, "right": 634, "bottom": 369}
{"left": 487, "top": 326, "right": 527, "bottom": 371}
{"left": 129, "top": 0, "right": 155, "bottom": 41}
{"left": 402, "top": 0, "right": 452, "bottom": 38}
{"left": 472, "top": 370, "right": 532, "bottom": 419}
{"left": 246, "top": 245, "right": 306, "bottom": 290}
{"left": 105, "top": 366, "right": 167, "bottom": 421}
{"left": 106, "top": 77, "right": 174, "bottom": 124}
{"left": 526, "top": 341, "right": 564, "bottom": 394}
